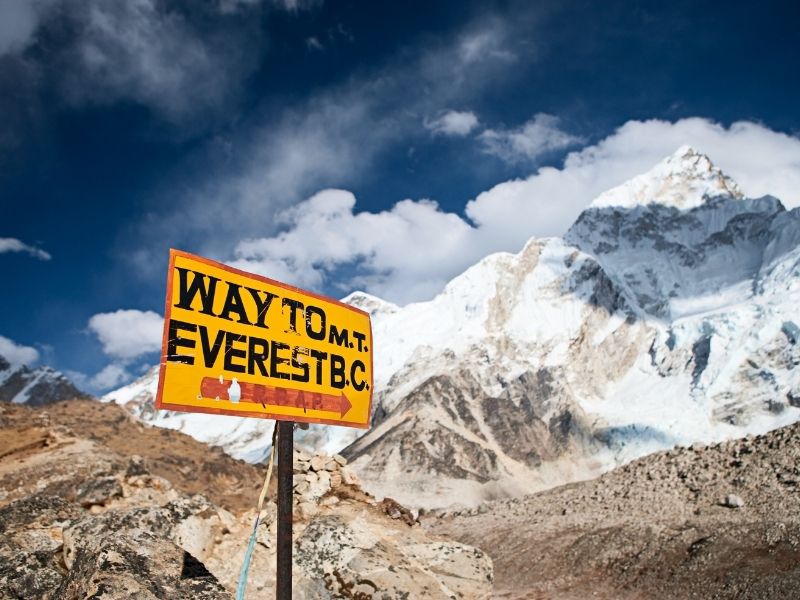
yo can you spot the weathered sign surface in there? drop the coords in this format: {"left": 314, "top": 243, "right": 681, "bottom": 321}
{"left": 155, "top": 249, "right": 373, "bottom": 428}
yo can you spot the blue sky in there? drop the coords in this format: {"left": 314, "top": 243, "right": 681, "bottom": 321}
{"left": 1, "top": 0, "right": 799, "bottom": 392}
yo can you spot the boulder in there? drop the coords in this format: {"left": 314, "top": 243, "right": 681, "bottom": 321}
{"left": 75, "top": 476, "right": 123, "bottom": 507}
{"left": 0, "top": 495, "right": 82, "bottom": 599}
{"left": 295, "top": 512, "right": 493, "bottom": 600}
{"left": 55, "top": 528, "right": 228, "bottom": 599}
{"left": 310, "top": 455, "right": 327, "bottom": 472}
{"left": 720, "top": 494, "right": 745, "bottom": 509}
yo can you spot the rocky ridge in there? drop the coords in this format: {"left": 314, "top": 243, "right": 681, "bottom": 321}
{"left": 0, "top": 400, "right": 492, "bottom": 599}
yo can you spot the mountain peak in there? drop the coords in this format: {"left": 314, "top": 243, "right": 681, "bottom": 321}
{"left": 0, "top": 356, "right": 90, "bottom": 406}
{"left": 340, "top": 291, "right": 400, "bottom": 318}
{"left": 590, "top": 146, "right": 744, "bottom": 210}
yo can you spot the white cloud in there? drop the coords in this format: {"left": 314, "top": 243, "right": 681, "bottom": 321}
{"left": 88, "top": 309, "right": 163, "bottom": 361}
{"left": 467, "top": 117, "right": 800, "bottom": 243}
{"left": 61, "top": 0, "right": 261, "bottom": 121}
{"left": 92, "top": 364, "right": 133, "bottom": 389}
{"left": 220, "top": 0, "right": 319, "bottom": 12}
{"left": 65, "top": 363, "right": 134, "bottom": 393}
{"left": 425, "top": 110, "right": 479, "bottom": 137}
{"left": 458, "top": 27, "right": 517, "bottom": 64}
{"left": 306, "top": 36, "right": 324, "bottom": 51}
{"left": 0, "top": 335, "right": 40, "bottom": 367}
{"left": 0, "top": 237, "right": 51, "bottom": 260}
{"left": 479, "top": 113, "right": 582, "bottom": 163}
{"left": 123, "top": 14, "right": 537, "bottom": 277}
{"left": 270, "top": 0, "right": 322, "bottom": 10}
{"left": 233, "top": 189, "right": 475, "bottom": 302}
{"left": 0, "top": 0, "right": 41, "bottom": 55}
{"left": 0, "top": 0, "right": 277, "bottom": 123}
{"left": 230, "top": 118, "right": 800, "bottom": 306}
{"left": 89, "top": 363, "right": 131, "bottom": 389}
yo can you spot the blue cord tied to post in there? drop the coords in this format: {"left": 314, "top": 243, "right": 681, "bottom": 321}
{"left": 235, "top": 515, "right": 261, "bottom": 600}
{"left": 236, "top": 424, "right": 278, "bottom": 600}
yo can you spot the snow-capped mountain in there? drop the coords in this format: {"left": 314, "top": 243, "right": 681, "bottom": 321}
{"left": 565, "top": 145, "right": 792, "bottom": 320}
{"left": 0, "top": 355, "right": 90, "bottom": 406}
{"left": 105, "top": 146, "right": 800, "bottom": 509}
{"left": 342, "top": 146, "right": 800, "bottom": 507}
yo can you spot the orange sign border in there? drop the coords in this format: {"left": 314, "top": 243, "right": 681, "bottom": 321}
{"left": 154, "top": 248, "right": 373, "bottom": 429}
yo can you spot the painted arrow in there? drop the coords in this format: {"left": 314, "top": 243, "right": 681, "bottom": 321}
{"left": 200, "top": 377, "right": 353, "bottom": 418}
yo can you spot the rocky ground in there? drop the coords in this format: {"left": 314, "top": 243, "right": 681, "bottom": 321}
{"left": 0, "top": 400, "right": 492, "bottom": 599}
{"left": 5, "top": 397, "right": 798, "bottom": 600}
{"left": 428, "top": 421, "right": 800, "bottom": 599}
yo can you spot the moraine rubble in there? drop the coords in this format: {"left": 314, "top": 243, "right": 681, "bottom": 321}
{"left": 0, "top": 400, "right": 492, "bottom": 599}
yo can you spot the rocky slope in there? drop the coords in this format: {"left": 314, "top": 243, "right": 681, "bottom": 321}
{"left": 106, "top": 146, "right": 800, "bottom": 509}
{"left": 0, "top": 400, "right": 492, "bottom": 599}
{"left": 0, "top": 355, "right": 90, "bottom": 406}
{"left": 428, "top": 419, "right": 800, "bottom": 599}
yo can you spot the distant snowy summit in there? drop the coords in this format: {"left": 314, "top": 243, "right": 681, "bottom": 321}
{"left": 339, "top": 291, "right": 400, "bottom": 319}
{"left": 566, "top": 146, "right": 794, "bottom": 320}
{"left": 0, "top": 354, "right": 89, "bottom": 406}
{"left": 589, "top": 145, "right": 744, "bottom": 210}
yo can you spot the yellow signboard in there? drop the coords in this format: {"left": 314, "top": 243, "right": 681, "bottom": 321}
{"left": 155, "top": 249, "right": 373, "bottom": 428}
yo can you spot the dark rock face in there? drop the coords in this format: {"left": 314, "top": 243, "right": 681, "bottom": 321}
{"left": 570, "top": 258, "right": 635, "bottom": 317}
{"left": 482, "top": 369, "right": 590, "bottom": 468}
{"left": 75, "top": 476, "right": 124, "bottom": 507}
{"left": 0, "top": 495, "right": 81, "bottom": 599}
{"left": 346, "top": 373, "right": 503, "bottom": 483}
{"left": 564, "top": 196, "right": 790, "bottom": 319}
{"left": 344, "top": 367, "right": 594, "bottom": 506}
{"left": 0, "top": 360, "right": 90, "bottom": 406}
{"left": 691, "top": 334, "right": 712, "bottom": 385}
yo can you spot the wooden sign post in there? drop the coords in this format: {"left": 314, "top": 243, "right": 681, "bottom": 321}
{"left": 276, "top": 421, "right": 294, "bottom": 600}
{"left": 154, "top": 249, "right": 373, "bottom": 598}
